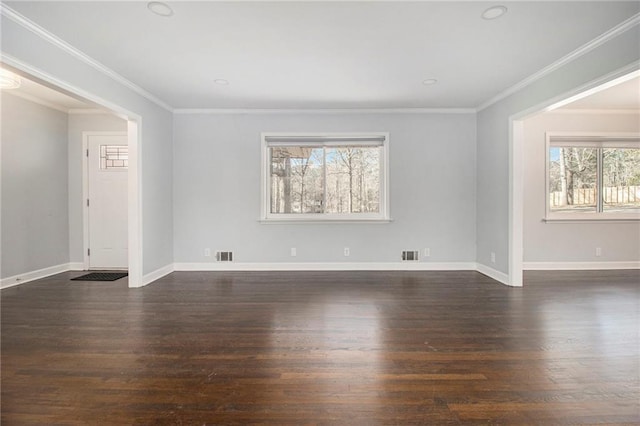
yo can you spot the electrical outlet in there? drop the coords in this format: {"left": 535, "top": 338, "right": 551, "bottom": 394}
{"left": 595, "top": 247, "right": 602, "bottom": 257}
{"left": 291, "top": 247, "right": 297, "bottom": 257}
{"left": 490, "top": 252, "right": 496, "bottom": 263}
{"left": 424, "top": 248, "right": 430, "bottom": 257}
{"left": 204, "top": 248, "right": 211, "bottom": 257}
{"left": 344, "top": 247, "right": 350, "bottom": 257}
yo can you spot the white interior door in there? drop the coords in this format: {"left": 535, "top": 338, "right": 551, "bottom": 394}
{"left": 87, "top": 134, "right": 128, "bottom": 269}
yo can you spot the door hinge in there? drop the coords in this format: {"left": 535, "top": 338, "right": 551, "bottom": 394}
{"left": 87, "top": 199, "right": 90, "bottom": 207}
{"left": 86, "top": 149, "right": 89, "bottom": 157}
{"left": 87, "top": 248, "right": 91, "bottom": 256}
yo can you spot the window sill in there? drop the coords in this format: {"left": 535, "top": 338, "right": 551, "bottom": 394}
{"left": 259, "top": 217, "right": 393, "bottom": 224}
{"left": 543, "top": 215, "right": 640, "bottom": 223}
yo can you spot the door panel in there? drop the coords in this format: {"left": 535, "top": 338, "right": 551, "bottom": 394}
{"left": 87, "top": 134, "right": 128, "bottom": 269}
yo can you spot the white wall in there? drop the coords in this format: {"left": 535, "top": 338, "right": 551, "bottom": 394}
{"left": 173, "top": 112, "right": 476, "bottom": 265}
{"left": 476, "top": 25, "right": 640, "bottom": 281}
{"left": 1, "top": 93, "right": 69, "bottom": 278}
{"left": 523, "top": 111, "right": 640, "bottom": 263}
{"left": 67, "top": 113, "right": 127, "bottom": 264}
{"left": 2, "top": 12, "right": 174, "bottom": 281}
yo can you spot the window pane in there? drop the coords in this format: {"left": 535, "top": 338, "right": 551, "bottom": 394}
{"left": 100, "top": 145, "right": 128, "bottom": 169}
{"left": 549, "top": 147, "right": 597, "bottom": 212}
{"left": 325, "top": 147, "right": 380, "bottom": 214}
{"left": 270, "top": 146, "right": 324, "bottom": 214}
{"left": 603, "top": 148, "right": 640, "bottom": 212}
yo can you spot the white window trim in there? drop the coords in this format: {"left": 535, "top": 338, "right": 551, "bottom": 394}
{"left": 545, "top": 131, "right": 640, "bottom": 222}
{"left": 260, "top": 132, "right": 391, "bottom": 223}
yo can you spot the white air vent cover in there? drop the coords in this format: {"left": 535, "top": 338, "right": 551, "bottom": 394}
{"left": 402, "top": 250, "right": 419, "bottom": 261}
{"left": 216, "top": 251, "right": 233, "bottom": 262}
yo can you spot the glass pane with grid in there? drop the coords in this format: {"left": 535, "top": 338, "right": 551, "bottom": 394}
{"left": 100, "top": 145, "right": 128, "bottom": 170}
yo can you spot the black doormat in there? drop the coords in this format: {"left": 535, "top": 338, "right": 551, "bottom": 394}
{"left": 71, "top": 272, "right": 128, "bottom": 282}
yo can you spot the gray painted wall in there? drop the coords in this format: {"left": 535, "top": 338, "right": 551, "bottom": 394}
{"left": 3, "top": 8, "right": 639, "bottom": 281}
{"left": 476, "top": 26, "right": 640, "bottom": 276}
{"left": 524, "top": 111, "right": 640, "bottom": 262}
{"left": 141, "top": 113, "right": 174, "bottom": 274}
{"left": 1, "top": 93, "right": 69, "bottom": 278}
{"left": 173, "top": 112, "right": 477, "bottom": 264}
{"left": 2, "top": 14, "right": 174, "bottom": 278}
{"left": 67, "top": 113, "right": 127, "bottom": 264}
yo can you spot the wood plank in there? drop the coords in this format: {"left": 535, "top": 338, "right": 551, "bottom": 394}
{"left": 2, "top": 269, "right": 639, "bottom": 424}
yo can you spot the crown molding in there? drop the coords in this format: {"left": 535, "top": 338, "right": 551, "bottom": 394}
{"left": 477, "top": 12, "right": 640, "bottom": 112}
{"left": 68, "top": 108, "right": 114, "bottom": 115}
{"left": 2, "top": 89, "right": 70, "bottom": 113}
{"left": 173, "top": 107, "right": 476, "bottom": 115}
{"left": 1, "top": 4, "right": 174, "bottom": 112}
{"left": 2, "top": 87, "right": 112, "bottom": 115}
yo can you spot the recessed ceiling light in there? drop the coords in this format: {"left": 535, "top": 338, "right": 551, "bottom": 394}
{"left": 422, "top": 79, "right": 438, "bottom": 86}
{"left": 482, "top": 5, "right": 507, "bottom": 20}
{"left": 214, "top": 79, "right": 229, "bottom": 86}
{"left": 147, "top": 2, "right": 173, "bottom": 17}
{"left": 0, "top": 69, "right": 21, "bottom": 90}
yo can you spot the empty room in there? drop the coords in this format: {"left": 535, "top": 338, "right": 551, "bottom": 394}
{"left": 1, "top": 1, "right": 639, "bottom": 424}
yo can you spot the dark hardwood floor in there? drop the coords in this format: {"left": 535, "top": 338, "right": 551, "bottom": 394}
{"left": 2, "top": 270, "right": 639, "bottom": 425}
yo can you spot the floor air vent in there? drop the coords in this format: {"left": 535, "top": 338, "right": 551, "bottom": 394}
{"left": 216, "top": 251, "right": 233, "bottom": 262}
{"left": 402, "top": 250, "right": 419, "bottom": 261}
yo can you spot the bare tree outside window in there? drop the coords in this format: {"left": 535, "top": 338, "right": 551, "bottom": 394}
{"left": 271, "top": 147, "right": 323, "bottom": 214}
{"left": 549, "top": 147, "right": 597, "bottom": 212}
{"left": 326, "top": 147, "right": 380, "bottom": 214}
{"left": 603, "top": 148, "right": 640, "bottom": 212}
{"left": 549, "top": 145, "right": 640, "bottom": 214}
{"left": 269, "top": 146, "right": 381, "bottom": 215}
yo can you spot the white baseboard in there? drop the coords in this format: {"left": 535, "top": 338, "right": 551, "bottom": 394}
{"left": 476, "top": 263, "right": 512, "bottom": 286}
{"left": 173, "top": 262, "right": 477, "bottom": 272}
{"left": 11, "top": 260, "right": 634, "bottom": 290}
{"left": 138, "top": 263, "right": 174, "bottom": 288}
{"left": 68, "top": 262, "right": 85, "bottom": 271}
{"left": 524, "top": 261, "right": 640, "bottom": 270}
{"left": 1, "top": 263, "right": 74, "bottom": 289}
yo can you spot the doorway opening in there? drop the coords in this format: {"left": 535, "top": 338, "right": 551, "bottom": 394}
{"left": 510, "top": 68, "right": 639, "bottom": 287}
{"left": 1, "top": 62, "right": 142, "bottom": 287}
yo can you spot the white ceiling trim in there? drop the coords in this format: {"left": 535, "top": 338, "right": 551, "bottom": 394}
{"left": 0, "top": 4, "right": 174, "bottom": 112}
{"left": 174, "top": 108, "right": 477, "bottom": 115}
{"left": 3, "top": 89, "right": 69, "bottom": 113}
{"left": 3, "top": 89, "right": 112, "bottom": 115}
{"left": 68, "top": 108, "right": 114, "bottom": 115}
{"left": 476, "top": 12, "right": 640, "bottom": 112}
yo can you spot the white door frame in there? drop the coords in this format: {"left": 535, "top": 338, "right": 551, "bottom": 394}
{"left": 126, "top": 120, "right": 142, "bottom": 288}
{"left": 508, "top": 65, "right": 639, "bottom": 287}
{"left": 82, "top": 131, "right": 129, "bottom": 270}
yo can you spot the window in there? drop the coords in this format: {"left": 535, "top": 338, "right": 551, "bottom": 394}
{"left": 100, "top": 145, "right": 128, "bottom": 170}
{"left": 261, "top": 133, "right": 389, "bottom": 222}
{"left": 546, "top": 133, "right": 640, "bottom": 220}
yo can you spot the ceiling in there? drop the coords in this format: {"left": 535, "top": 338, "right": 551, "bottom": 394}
{"left": 3, "top": 1, "right": 640, "bottom": 110}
